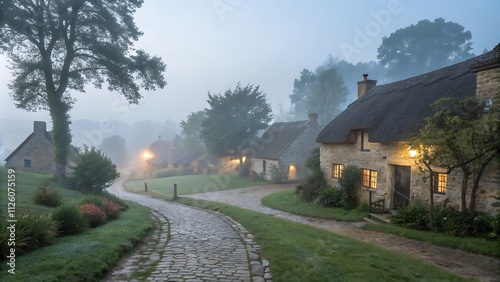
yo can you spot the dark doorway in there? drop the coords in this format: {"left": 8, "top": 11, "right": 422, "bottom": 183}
{"left": 394, "top": 166, "right": 411, "bottom": 209}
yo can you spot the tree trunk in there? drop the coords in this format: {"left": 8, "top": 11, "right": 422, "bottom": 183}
{"left": 49, "top": 100, "right": 72, "bottom": 181}
{"left": 468, "top": 156, "right": 495, "bottom": 212}
{"left": 460, "top": 174, "right": 469, "bottom": 213}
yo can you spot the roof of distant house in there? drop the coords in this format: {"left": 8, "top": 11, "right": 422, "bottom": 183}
{"left": 251, "top": 120, "right": 309, "bottom": 160}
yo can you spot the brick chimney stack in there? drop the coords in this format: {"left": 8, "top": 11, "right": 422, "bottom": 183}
{"left": 307, "top": 113, "right": 320, "bottom": 127}
{"left": 357, "top": 74, "right": 377, "bottom": 98}
{"left": 33, "top": 121, "right": 47, "bottom": 137}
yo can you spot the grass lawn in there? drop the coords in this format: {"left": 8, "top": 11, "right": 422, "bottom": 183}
{"left": 0, "top": 167, "right": 153, "bottom": 281}
{"left": 176, "top": 197, "right": 469, "bottom": 282}
{"left": 0, "top": 168, "right": 82, "bottom": 213}
{"left": 124, "top": 174, "right": 269, "bottom": 197}
{"left": 261, "top": 189, "right": 368, "bottom": 221}
{"left": 363, "top": 222, "right": 500, "bottom": 258}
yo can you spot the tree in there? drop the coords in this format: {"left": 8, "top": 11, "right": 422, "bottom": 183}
{"left": 0, "top": 1, "right": 166, "bottom": 180}
{"left": 180, "top": 111, "right": 206, "bottom": 155}
{"left": 414, "top": 97, "right": 500, "bottom": 213}
{"left": 309, "top": 67, "right": 348, "bottom": 125}
{"left": 289, "top": 58, "right": 349, "bottom": 125}
{"left": 289, "top": 69, "right": 316, "bottom": 119}
{"left": 99, "top": 135, "right": 128, "bottom": 168}
{"left": 67, "top": 146, "right": 120, "bottom": 194}
{"left": 378, "top": 18, "right": 474, "bottom": 81}
{"left": 201, "top": 83, "right": 272, "bottom": 162}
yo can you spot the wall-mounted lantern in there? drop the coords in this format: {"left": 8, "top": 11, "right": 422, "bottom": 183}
{"left": 408, "top": 144, "right": 417, "bottom": 158}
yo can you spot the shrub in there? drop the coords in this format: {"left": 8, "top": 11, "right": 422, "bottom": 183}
{"left": 296, "top": 148, "right": 326, "bottom": 201}
{"left": 102, "top": 191, "right": 129, "bottom": 211}
{"left": 391, "top": 203, "right": 430, "bottom": 230}
{"left": 269, "top": 164, "right": 288, "bottom": 184}
{"left": 0, "top": 212, "right": 57, "bottom": 257}
{"left": 79, "top": 203, "right": 108, "bottom": 227}
{"left": 52, "top": 205, "right": 87, "bottom": 235}
{"left": 296, "top": 183, "right": 323, "bottom": 202}
{"left": 66, "top": 146, "right": 120, "bottom": 194}
{"left": 33, "top": 182, "right": 62, "bottom": 207}
{"left": 103, "top": 199, "right": 121, "bottom": 220}
{"left": 338, "top": 165, "right": 362, "bottom": 209}
{"left": 489, "top": 213, "right": 500, "bottom": 239}
{"left": 317, "top": 187, "right": 349, "bottom": 208}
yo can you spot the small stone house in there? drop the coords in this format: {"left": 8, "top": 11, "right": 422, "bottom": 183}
{"left": 145, "top": 136, "right": 195, "bottom": 168}
{"left": 249, "top": 113, "right": 323, "bottom": 181}
{"left": 4, "top": 121, "right": 55, "bottom": 173}
{"left": 316, "top": 46, "right": 500, "bottom": 215}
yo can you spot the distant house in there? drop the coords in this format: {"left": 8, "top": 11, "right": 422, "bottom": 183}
{"left": 316, "top": 45, "right": 500, "bottom": 215}
{"left": 4, "top": 121, "right": 54, "bottom": 173}
{"left": 145, "top": 136, "right": 196, "bottom": 168}
{"left": 249, "top": 113, "right": 323, "bottom": 181}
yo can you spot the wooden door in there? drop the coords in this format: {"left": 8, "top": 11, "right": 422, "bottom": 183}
{"left": 394, "top": 166, "right": 411, "bottom": 209}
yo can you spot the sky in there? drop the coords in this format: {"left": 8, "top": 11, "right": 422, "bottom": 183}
{"left": 0, "top": 0, "right": 499, "bottom": 132}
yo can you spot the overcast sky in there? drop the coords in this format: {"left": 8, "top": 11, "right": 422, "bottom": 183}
{"left": 0, "top": 0, "right": 499, "bottom": 128}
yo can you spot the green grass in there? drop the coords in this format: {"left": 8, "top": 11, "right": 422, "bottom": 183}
{"left": 0, "top": 168, "right": 82, "bottom": 213}
{"left": 124, "top": 174, "right": 270, "bottom": 197}
{"left": 175, "top": 197, "right": 470, "bottom": 282}
{"left": 261, "top": 189, "right": 368, "bottom": 221}
{"left": 0, "top": 167, "right": 153, "bottom": 281}
{"left": 363, "top": 222, "right": 500, "bottom": 258}
{"left": 0, "top": 202, "right": 152, "bottom": 281}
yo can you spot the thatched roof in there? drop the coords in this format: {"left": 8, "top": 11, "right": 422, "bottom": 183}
{"left": 317, "top": 47, "right": 499, "bottom": 144}
{"left": 252, "top": 120, "right": 308, "bottom": 160}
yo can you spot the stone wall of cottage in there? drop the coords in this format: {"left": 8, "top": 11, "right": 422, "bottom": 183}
{"left": 320, "top": 132, "right": 500, "bottom": 215}
{"left": 6, "top": 135, "right": 54, "bottom": 174}
{"left": 278, "top": 125, "right": 322, "bottom": 181}
{"left": 251, "top": 158, "right": 279, "bottom": 181}
{"left": 475, "top": 67, "right": 500, "bottom": 102}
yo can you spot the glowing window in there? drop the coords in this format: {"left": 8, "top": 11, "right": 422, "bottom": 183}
{"left": 362, "top": 169, "right": 377, "bottom": 189}
{"left": 332, "top": 164, "right": 344, "bottom": 179}
{"left": 432, "top": 172, "right": 447, "bottom": 194}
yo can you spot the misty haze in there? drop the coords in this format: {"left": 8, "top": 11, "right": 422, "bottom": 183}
{"left": 0, "top": 1, "right": 499, "bottom": 281}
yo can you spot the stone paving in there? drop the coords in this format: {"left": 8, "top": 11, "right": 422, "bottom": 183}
{"left": 104, "top": 179, "right": 271, "bottom": 282}
{"left": 185, "top": 184, "right": 500, "bottom": 282}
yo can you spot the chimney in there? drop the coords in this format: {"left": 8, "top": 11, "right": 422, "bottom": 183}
{"left": 33, "top": 121, "right": 47, "bottom": 136}
{"left": 158, "top": 135, "right": 161, "bottom": 141}
{"left": 357, "top": 74, "right": 377, "bottom": 98}
{"left": 307, "top": 113, "right": 320, "bottom": 127}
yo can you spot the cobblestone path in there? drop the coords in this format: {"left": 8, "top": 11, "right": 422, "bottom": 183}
{"left": 104, "top": 179, "right": 271, "bottom": 282}
{"left": 186, "top": 184, "right": 500, "bottom": 282}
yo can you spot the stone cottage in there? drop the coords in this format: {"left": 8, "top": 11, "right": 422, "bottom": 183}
{"left": 316, "top": 45, "right": 500, "bottom": 215}
{"left": 4, "top": 121, "right": 54, "bottom": 173}
{"left": 249, "top": 113, "right": 323, "bottom": 181}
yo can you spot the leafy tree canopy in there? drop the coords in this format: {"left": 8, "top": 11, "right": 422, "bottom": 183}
{"left": 377, "top": 18, "right": 474, "bottom": 81}
{"left": 201, "top": 83, "right": 272, "bottom": 159}
{"left": 180, "top": 111, "right": 206, "bottom": 155}
{"left": 0, "top": 0, "right": 166, "bottom": 179}
{"left": 289, "top": 57, "right": 349, "bottom": 125}
{"left": 413, "top": 97, "right": 499, "bottom": 212}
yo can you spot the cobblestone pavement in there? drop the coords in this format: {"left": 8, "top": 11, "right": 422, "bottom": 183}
{"left": 104, "top": 179, "right": 271, "bottom": 282}
{"left": 185, "top": 184, "right": 500, "bottom": 282}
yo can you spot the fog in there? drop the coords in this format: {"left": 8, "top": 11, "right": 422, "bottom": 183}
{"left": 1, "top": 0, "right": 499, "bottom": 160}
